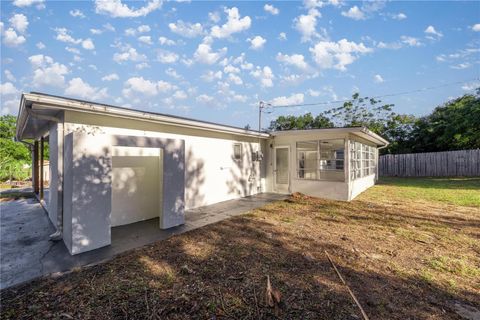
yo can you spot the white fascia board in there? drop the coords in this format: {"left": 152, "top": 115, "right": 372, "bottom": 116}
{"left": 21, "top": 93, "right": 270, "bottom": 139}
{"left": 271, "top": 127, "right": 389, "bottom": 146}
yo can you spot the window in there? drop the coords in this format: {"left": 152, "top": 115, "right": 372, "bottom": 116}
{"left": 296, "top": 139, "right": 345, "bottom": 181}
{"left": 233, "top": 143, "right": 242, "bottom": 160}
{"left": 350, "top": 140, "right": 376, "bottom": 180}
{"left": 297, "top": 141, "right": 318, "bottom": 179}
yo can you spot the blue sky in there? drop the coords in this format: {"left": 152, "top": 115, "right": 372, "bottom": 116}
{"left": 1, "top": 0, "right": 479, "bottom": 129}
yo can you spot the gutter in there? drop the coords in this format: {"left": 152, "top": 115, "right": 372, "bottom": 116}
{"left": 23, "top": 93, "right": 270, "bottom": 139}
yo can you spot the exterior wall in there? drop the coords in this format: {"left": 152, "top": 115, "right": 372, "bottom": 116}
{"left": 47, "top": 121, "right": 65, "bottom": 226}
{"left": 111, "top": 146, "right": 163, "bottom": 227}
{"left": 266, "top": 131, "right": 380, "bottom": 201}
{"left": 63, "top": 111, "right": 265, "bottom": 210}
{"left": 347, "top": 134, "right": 379, "bottom": 200}
{"left": 267, "top": 131, "right": 350, "bottom": 200}
{"left": 56, "top": 110, "right": 264, "bottom": 254}
{"left": 349, "top": 174, "right": 376, "bottom": 200}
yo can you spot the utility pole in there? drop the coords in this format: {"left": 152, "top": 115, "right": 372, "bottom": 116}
{"left": 258, "top": 100, "right": 265, "bottom": 134}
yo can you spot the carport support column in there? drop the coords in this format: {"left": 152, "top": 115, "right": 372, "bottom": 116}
{"left": 33, "top": 140, "right": 39, "bottom": 194}
{"left": 40, "top": 136, "right": 44, "bottom": 200}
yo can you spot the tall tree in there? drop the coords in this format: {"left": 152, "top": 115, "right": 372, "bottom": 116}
{"left": 269, "top": 112, "right": 333, "bottom": 131}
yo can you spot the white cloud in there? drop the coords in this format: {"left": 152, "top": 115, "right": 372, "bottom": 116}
{"left": 400, "top": 35, "right": 422, "bottom": 47}
{"left": 113, "top": 46, "right": 146, "bottom": 63}
{"left": 341, "top": 6, "right": 365, "bottom": 20}
{"left": 28, "top": 54, "right": 69, "bottom": 88}
{"left": 472, "top": 24, "right": 480, "bottom": 32}
{"left": 90, "top": 28, "right": 102, "bottom": 35}
{"left": 36, "top": 42, "right": 46, "bottom": 49}
{"left": 2, "top": 28, "right": 26, "bottom": 47}
{"left": 194, "top": 43, "right": 227, "bottom": 64}
{"left": 157, "top": 49, "right": 179, "bottom": 63}
{"left": 461, "top": 80, "right": 480, "bottom": 91}
{"left": 278, "top": 32, "right": 287, "bottom": 41}
{"left": 310, "top": 39, "right": 372, "bottom": 71}
{"left": 165, "top": 68, "right": 182, "bottom": 79}
{"left": 135, "top": 62, "right": 150, "bottom": 70}
{"left": 54, "top": 27, "right": 82, "bottom": 44}
{"left": 250, "top": 66, "right": 274, "bottom": 88}
{"left": 123, "top": 77, "right": 174, "bottom": 97}
{"left": 294, "top": 8, "right": 322, "bottom": 42}
{"left": 424, "top": 25, "right": 443, "bottom": 40}
{"left": 227, "top": 73, "right": 243, "bottom": 85}
{"left": 450, "top": 63, "right": 471, "bottom": 70}
{"left": 270, "top": 93, "right": 304, "bottom": 106}
{"left": 0, "top": 82, "right": 19, "bottom": 115}
{"left": 196, "top": 94, "right": 214, "bottom": 104}
{"left": 211, "top": 7, "right": 251, "bottom": 39}
{"left": 373, "top": 74, "right": 384, "bottom": 83}
{"left": 172, "top": 90, "right": 187, "bottom": 100}
{"left": 69, "top": 9, "right": 85, "bottom": 18}
{"left": 9, "top": 14, "right": 29, "bottom": 33}
{"left": 391, "top": 12, "right": 407, "bottom": 20}
{"left": 0, "top": 82, "right": 18, "bottom": 96}
{"left": 276, "top": 53, "right": 309, "bottom": 70}
{"left": 248, "top": 36, "right": 266, "bottom": 50}
{"left": 209, "top": 11, "right": 221, "bottom": 23}
{"left": 65, "top": 77, "right": 108, "bottom": 100}
{"left": 81, "top": 38, "right": 95, "bottom": 50}
{"left": 307, "top": 89, "right": 320, "bottom": 97}
{"left": 138, "top": 25, "right": 151, "bottom": 33}
{"left": 94, "top": 0, "right": 162, "bottom": 18}
{"left": 264, "top": 4, "right": 279, "bottom": 15}
{"left": 224, "top": 64, "right": 240, "bottom": 74}
{"left": 4, "top": 70, "right": 16, "bottom": 82}
{"left": 159, "top": 36, "right": 176, "bottom": 45}
{"left": 101, "top": 73, "right": 119, "bottom": 81}
{"left": 12, "top": 0, "right": 44, "bottom": 8}
{"left": 65, "top": 46, "right": 80, "bottom": 54}
{"left": 138, "top": 35, "right": 153, "bottom": 45}
{"left": 168, "top": 20, "right": 204, "bottom": 38}
{"left": 201, "top": 70, "right": 223, "bottom": 82}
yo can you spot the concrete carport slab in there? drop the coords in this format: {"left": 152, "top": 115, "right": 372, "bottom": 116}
{"left": 0, "top": 192, "right": 287, "bottom": 290}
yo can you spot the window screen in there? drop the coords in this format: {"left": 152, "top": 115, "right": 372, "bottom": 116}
{"left": 233, "top": 143, "right": 242, "bottom": 160}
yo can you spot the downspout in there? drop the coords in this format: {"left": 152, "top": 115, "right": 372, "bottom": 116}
{"left": 376, "top": 144, "right": 388, "bottom": 182}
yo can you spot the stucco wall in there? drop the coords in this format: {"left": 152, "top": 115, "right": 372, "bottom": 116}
{"left": 63, "top": 111, "right": 264, "bottom": 210}
{"left": 349, "top": 174, "right": 376, "bottom": 200}
{"left": 48, "top": 123, "right": 58, "bottom": 224}
{"left": 111, "top": 146, "right": 163, "bottom": 227}
{"left": 267, "top": 131, "right": 351, "bottom": 200}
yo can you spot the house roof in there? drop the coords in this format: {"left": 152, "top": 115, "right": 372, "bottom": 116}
{"left": 271, "top": 127, "right": 389, "bottom": 146}
{"left": 16, "top": 92, "right": 389, "bottom": 147}
{"left": 16, "top": 92, "right": 270, "bottom": 140}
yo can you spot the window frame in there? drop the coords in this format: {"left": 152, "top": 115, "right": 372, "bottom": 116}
{"left": 296, "top": 139, "right": 345, "bottom": 182}
{"left": 349, "top": 139, "right": 377, "bottom": 181}
{"left": 233, "top": 143, "right": 242, "bottom": 161}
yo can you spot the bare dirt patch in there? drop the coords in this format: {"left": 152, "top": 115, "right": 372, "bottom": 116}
{"left": 1, "top": 179, "right": 479, "bottom": 319}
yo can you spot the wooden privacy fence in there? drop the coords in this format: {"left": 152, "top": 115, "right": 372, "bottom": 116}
{"left": 379, "top": 149, "right": 480, "bottom": 177}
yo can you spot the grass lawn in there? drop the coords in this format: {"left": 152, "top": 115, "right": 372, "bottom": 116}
{"left": 2, "top": 177, "right": 479, "bottom": 319}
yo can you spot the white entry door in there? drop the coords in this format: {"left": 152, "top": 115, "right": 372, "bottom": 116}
{"left": 274, "top": 146, "right": 290, "bottom": 193}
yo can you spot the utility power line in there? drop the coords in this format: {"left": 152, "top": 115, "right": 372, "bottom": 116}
{"left": 263, "top": 78, "right": 479, "bottom": 109}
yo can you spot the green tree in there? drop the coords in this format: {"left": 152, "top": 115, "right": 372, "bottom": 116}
{"left": 269, "top": 112, "right": 333, "bottom": 131}
{"left": 408, "top": 91, "right": 480, "bottom": 152}
{"left": 0, "top": 115, "right": 31, "bottom": 180}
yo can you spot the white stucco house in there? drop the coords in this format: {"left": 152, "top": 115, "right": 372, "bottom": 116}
{"left": 16, "top": 92, "right": 388, "bottom": 255}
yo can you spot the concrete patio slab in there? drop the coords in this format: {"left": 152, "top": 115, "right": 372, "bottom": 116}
{"left": 0, "top": 192, "right": 287, "bottom": 290}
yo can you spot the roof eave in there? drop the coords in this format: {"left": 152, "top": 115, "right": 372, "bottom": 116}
{"left": 21, "top": 93, "right": 270, "bottom": 139}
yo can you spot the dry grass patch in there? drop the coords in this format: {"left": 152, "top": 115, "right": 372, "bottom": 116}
{"left": 1, "top": 177, "right": 479, "bottom": 319}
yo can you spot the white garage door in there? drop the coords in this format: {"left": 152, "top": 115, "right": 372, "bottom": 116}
{"left": 111, "top": 146, "right": 163, "bottom": 227}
